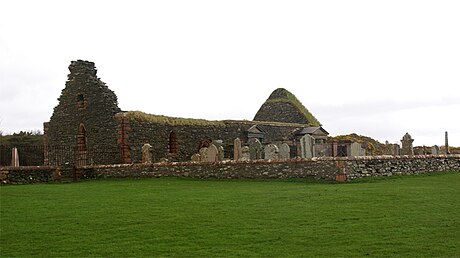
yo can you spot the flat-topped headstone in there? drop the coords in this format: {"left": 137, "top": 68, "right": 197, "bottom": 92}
{"left": 349, "top": 142, "right": 364, "bottom": 157}
{"left": 278, "top": 143, "right": 290, "bottom": 160}
{"left": 264, "top": 144, "right": 279, "bottom": 160}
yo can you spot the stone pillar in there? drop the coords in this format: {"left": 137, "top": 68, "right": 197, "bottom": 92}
{"left": 233, "top": 138, "right": 242, "bottom": 161}
{"left": 401, "top": 133, "right": 414, "bottom": 156}
{"left": 445, "top": 131, "right": 449, "bottom": 154}
{"left": 11, "top": 147, "right": 19, "bottom": 167}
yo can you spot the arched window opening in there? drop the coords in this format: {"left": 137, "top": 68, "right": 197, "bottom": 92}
{"left": 168, "top": 131, "right": 178, "bottom": 154}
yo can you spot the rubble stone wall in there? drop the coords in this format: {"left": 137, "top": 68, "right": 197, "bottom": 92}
{"left": 78, "top": 155, "right": 460, "bottom": 181}
{"left": 1, "top": 155, "right": 458, "bottom": 184}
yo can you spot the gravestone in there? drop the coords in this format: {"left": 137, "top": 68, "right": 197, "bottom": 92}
{"left": 445, "top": 131, "right": 449, "bottom": 154}
{"left": 191, "top": 153, "right": 201, "bottom": 162}
{"left": 278, "top": 143, "right": 290, "bottom": 160}
{"left": 11, "top": 147, "right": 19, "bottom": 167}
{"left": 432, "top": 145, "right": 440, "bottom": 155}
{"left": 212, "top": 140, "right": 224, "bottom": 161}
{"left": 205, "top": 143, "right": 219, "bottom": 162}
{"left": 218, "top": 146, "right": 224, "bottom": 161}
{"left": 264, "top": 144, "right": 279, "bottom": 160}
{"left": 249, "top": 138, "right": 263, "bottom": 160}
{"left": 401, "top": 133, "right": 414, "bottom": 155}
{"left": 349, "top": 142, "right": 364, "bottom": 157}
{"left": 199, "top": 147, "right": 208, "bottom": 162}
{"left": 300, "top": 134, "right": 314, "bottom": 158}
{"left": 141, "top": 143, "right": 152, "bottom": 163}
{"left": 241, "top": 146, "right": 250, "bottom": 161}
{"left": 233, "top": 138, "right": 242, "bottom": 161}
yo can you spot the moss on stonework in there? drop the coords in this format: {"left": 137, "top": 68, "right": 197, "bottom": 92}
{"left": 254, "top": 88, "right": 321, "bottom": 126}
{"left": 125, "top": 111, "right": 226, "bottom": 126}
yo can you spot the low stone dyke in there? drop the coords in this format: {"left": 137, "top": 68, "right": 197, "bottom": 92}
{"left": 0, "top": 166, "right": 60, "bottom": 184}
{"left": 1, "top": 155, "right": 459, "bottom": 184}
{"left": 78, "top": 155, "right": 460, "bottom": 181}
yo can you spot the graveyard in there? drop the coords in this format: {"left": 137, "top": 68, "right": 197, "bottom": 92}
{"left": 1, "top": 60, "right": 459, "bottom": 184}
{"left": 1, "top": 60, "right": 459, "bottom": 257}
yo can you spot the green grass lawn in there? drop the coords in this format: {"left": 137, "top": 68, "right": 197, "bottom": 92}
{"left": 1, "top": 172, "right": 459, "bottom": 257}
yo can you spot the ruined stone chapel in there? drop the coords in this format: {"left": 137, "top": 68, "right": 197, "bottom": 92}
{"left": 44, "top": 60, "right": 332, "bottom": 165}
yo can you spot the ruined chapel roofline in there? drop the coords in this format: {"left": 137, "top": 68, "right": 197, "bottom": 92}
{"left": 117, "top": 111, "right": 313, "bottom": 128}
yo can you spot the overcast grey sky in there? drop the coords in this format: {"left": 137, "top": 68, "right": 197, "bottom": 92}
{"left": 1, "top": 0, "right": 459, "bottom": 146}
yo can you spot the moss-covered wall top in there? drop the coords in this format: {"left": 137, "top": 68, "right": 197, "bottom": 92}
{"left": 47, "top": 60, "right": 121, "bottom": 164}
{"left": 123, "top": 111, "right": 305, "bottom": 162}
{"left": 253, "top": 88, "right": 321, "bottom": 126}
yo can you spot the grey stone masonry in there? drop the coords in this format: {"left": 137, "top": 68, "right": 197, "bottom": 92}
{"left": 401, "top": 133, "right": 414, "bottom": 156}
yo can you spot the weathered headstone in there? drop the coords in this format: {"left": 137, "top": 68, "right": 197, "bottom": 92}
{"left": 264, "top": 144, "right": 279, "bottom": 160}
{"left": 199, "top": 147, "right": 208, "bottom": 162}
{"left": 432, "top": 145, "right": 440, "bottom": 155}
{"left": 141, "top": 143, "right": 152, "bottom": 163}
{"left": 278, "top": 143, "right": 290, "bottom": 160}
{"left": 205, "top": 143, "right": 219, "bottom": 162}
{"left": 211, "top": 140, "right": 225, "bottom": 161}
{"left": 191, "top": 153, "right": 201, "bottom": 162}
{"left": 349, "top": 142, "right": 364, "bottom": 157}
{"left": 300, "top": 134, "right": 314, "bottom": 158}
{"left": 241, "top": 146, "right": 250, "bottom": 161}
{"left": 233, "top": 138, "right": 242, "bottom": 161}
{"left": 218, "top": 145, "right": 224, "bottom": 161}
{"left": 11, "top": 147, "right": 19, "bottom": 167}
{"left": 249, "top": 138, "right": 263, "bottom": 160}
{"left": 401, "top": 133, "right": 414, "bottom": 155}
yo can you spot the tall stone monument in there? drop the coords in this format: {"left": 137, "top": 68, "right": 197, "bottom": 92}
{"left": 11, "top": 147, "right": 19, "bottom": 167}
{"left": 233, "top": 138, "right": 242, "bottom": 161}
{"left": 300, "top": 134, "right": 314, "bottom": 158}
{"left": 445, "top": 131, "right": 449, "bottom": 154}
{"left": 401, "top": 133, "right": 414, "bottom": 156}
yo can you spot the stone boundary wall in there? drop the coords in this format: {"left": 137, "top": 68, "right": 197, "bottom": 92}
{"left": 78, "top": 155, "right": 460, "bottom": 181}
{"left": 1, "top": 155, "right": 459, "bottom": 184}
{"left": 0, "top": 166, "right": 61, "bottom": 184}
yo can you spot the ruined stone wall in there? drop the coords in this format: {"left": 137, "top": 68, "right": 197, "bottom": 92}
{"left": 120, "top": 112, "right": 303, "bottom": 162}
{"left": 0, "top": 166, "right": 60, "bottom": 184}
{"left": 46, "top": 60, "right": 121, "bottom": 165}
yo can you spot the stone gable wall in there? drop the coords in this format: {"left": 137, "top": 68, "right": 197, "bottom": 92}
{"left": 46, "top": 61, "right": 121, "bottom": 165}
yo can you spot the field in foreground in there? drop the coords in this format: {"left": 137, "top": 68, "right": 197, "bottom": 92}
{"left": 1, "top": 172, "right": 459, "bottom": 257}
